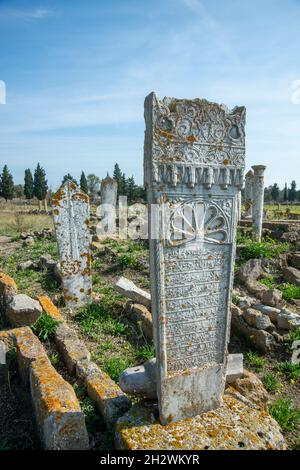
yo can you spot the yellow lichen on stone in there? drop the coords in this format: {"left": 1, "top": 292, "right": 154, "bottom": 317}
{"left": 14, "top": 327, "right": 49, "bottom": 385}
{"left": 0, "top": 272, "right": 17, "bottom": 296}
{"left": 38, "top": 295, "right": 64, "bottom": 322}
{"left": 115, "top": 388, "right": 286, "bottom": 451}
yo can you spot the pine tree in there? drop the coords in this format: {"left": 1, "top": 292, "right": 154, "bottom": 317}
{"left": 24, "top": 169, "right": 34, "bottom": 199}
{"left": 62, "top": 174, "right": 78, "bottom": 185}
{"left": 283, "top": 183, "right": 288, "bottom": 202}
{"left": 126, "top": 176, "right": 136, "bottom": 203}
{"left": 289, "top": 180, "right": 297, "bottom": 202}
{"left": 0, "top": 165, "right": 14, "bottom": 201}
{"left": 33, "top": 163, "right": 48, "bottom": 201}
{"left": 80, "top": 171, "right": 88, "bottom": 194}
{"left": 271, "top": 183, "right": 280, "bottom": 202}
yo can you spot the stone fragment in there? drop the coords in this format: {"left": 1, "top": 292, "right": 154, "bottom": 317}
{"left": 115, "top": 277, "right": 151, "bottom": 308}
{"left": 39, "top": 254, "right": 57, "bottom": 271}
{"left": 115, "top": 388, "right": 286, "bottom": 450}
{"left": 288, "top": 252, "right": 300, "bottom": 270}
{"left": 245, "top": 281, "right": 269, "bottom": 298}
{"left": 6, "top": 294, "right": 42, "bottom": 327}
{"left": 54, "top": 322, "right": 90, "bottom": 374}
{"left": 85, "top": 366, "right": 131, "bottom": 427}
{"left": 17, "top": 260, "right": 36, "bottom": 271}
{"left": 281, "top": 231, "right": 300, "bottom": 243}
{"left": 277, "top": 309, "right": 300, "bottom": 330}
{"left": 238, "top": 259, "right": 262, "bottom": 284}
{"left": 243, "top": 308, "right": 272, "bottom": 330}
{"left": 226, "top": 354, "right": 244, "bottom": 383}
{"left": 22, "top": 236, "right": 34, "bottom": 247}
{"left": 230, "top": 369, "right": 268, "bottom": 412}
{"left": 0, "top": 272, "right": 18, "bottom": 304}
{"left": 261, "top": 288, "right": 283, "bottom": 308}
{"left": 52, "top": 180, "right": 92, "bottom": 307}
{"left": 38, "top": 295, "right": 64, "bottom": 322}
{"left": 97, "top": 176, "right": 118, "bottom": 238}
{"left": 252, "top": 304, "right": 281, "bottom": 323}
{"left": 282, "top": 266, "right": 300, "bottom": 286}
{"left": 231, "top": 305, "right": 276, "bottom": 353}
{"left": 30, "top": 357, "right": 89, "bottom": 450}
{"left": 144, "top": 93, "right": 245, "bottom": 424}
{"left": 125, "top": 301, "right": 153, "bottom": 341}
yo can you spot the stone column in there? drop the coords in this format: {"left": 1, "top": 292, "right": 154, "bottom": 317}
{"left": 98, "top": 176, "right": 118, "bottom": 238}
{"left": 252, "top": 165, "right": 266, "bottom": 241}
{"left": 244, "top": 169, "right": 254, "bottom": 218}
{"left": 144, "top": 93, "right": 245, "bottom": 425}
{"left": 52, "top": 180, "right": 92, "bottom": 307}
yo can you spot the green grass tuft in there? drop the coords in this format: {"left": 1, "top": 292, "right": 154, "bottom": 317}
{"left": 269, "top": 398, "right": 300, "bottom": 431}
{"left": 262, "top": 372, "right": 281, "bottom": 393}
{"left": 32, "top": 313, "right": 60, "bottom": 341}
{"left": 245, "top": 350, "right": 267, "bottom": 371}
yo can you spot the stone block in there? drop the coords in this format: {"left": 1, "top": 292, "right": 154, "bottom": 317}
{"left": 115, "top": 388, "right": 286, "bottom": 450}
{"left": 125, "top": 301, "right": 153, "bottom": 341}
{"left": 6, "top": 294, "right": 42, "bottom": 326}
{"left": 283, "top": 266, "right": 300, "bottom": 286}
{"left": 288, "top": 252, "right": 300, "bottom": 270}
{"left": 277, "top": 309, "right": 300, "bottom": 330}
{"left": 30, "top": 357, "right": 89, "bottom": 450}
{"left": 38, "top": 295, "right": 64, "bottom": 322}
{"left": 252, "top": 304, "right": 281, "bottom": 323}
{"left": 115, "top": 277, "right": 151, "bottom": 308}
{"left": 238, "top": 259, "right": 262, "bottom": 284}
{"left": 243, "top": 308, "right": 272, "bottom": 330}
{"left": 0, "top": 272, "right": 18, "bottom": 305}
{"left": 54, "top": 322, "right": 90, "bottom": 374}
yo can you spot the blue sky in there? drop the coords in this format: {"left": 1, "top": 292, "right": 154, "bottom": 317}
{"left": 0, "top": 0, "right": 300, "bottom": 190}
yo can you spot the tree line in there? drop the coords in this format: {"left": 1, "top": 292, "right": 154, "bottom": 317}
{"left": 0, "top": 163, "right": 146, "bottom": 204}
{"left": 264, "top": 181, "right": 300, "bottom": 203}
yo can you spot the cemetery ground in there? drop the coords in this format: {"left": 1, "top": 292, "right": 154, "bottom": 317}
{"left": 0, "top": 206, "right": 300, "bottom": 450}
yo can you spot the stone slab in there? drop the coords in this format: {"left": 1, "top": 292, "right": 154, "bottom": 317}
{"left": 115, "top": 387, "right": 286, "bottom": 450}
{"left": 115, "top": 277, "right": 151, "bottom": 307}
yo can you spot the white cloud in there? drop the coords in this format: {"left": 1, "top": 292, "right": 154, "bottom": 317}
{"left": 0, "top": 7, "right": 51, "bottom": 21}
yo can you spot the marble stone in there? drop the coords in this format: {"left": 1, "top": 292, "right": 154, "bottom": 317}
{"left": 244, "top": 169, "right": 254, "bottom": 218}
{"left": 97, "top": 176, "right": 118, "bottom": 238}
{"left": 252, "top": 165, "right": 266, "bottom": 241}
{"left": 144, "top": 93, "right": 245, "bottom": 424}
{"left": 52, "top": 181, "right": 92, "bottom": 307}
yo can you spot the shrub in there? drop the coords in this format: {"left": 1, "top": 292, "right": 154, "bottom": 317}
{"left": 239, "top": 239, "right": 290, "bottom": 262}
{"left": 269, "top": 398, "right": 300, "bottom": 431}
{"left": 32, "top": 313, "right": 60, "bottom": 341}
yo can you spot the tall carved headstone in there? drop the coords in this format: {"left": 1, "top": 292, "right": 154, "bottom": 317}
{"left": 97, "top": 176, "right": 118, "bottom": 238}
{"left": 252, "top": 165, "right": 266, "bottom": 242}
{"left": 52, "top": 180, "right": 92, "bottom": 307}
{"left": 144, "top": 93, "right": 245, "bottom": 424}
{"left": 244, "top": 169, "right": 254, "bottom": 218}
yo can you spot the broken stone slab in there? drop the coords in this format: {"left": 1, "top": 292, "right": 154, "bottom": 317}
{"left": 125, "top": 301, "right": 153, "bottom": 341}
{"left": 243, "top": 308, "right": 273, "bottom": 330}
{"left": 17, "top": 260, "right": 37, "bottom": 271}
{"left": 245, "top": 281, "right": 269, "bottom": 298}
{"left": 261, "top": 288, "right": 283, "bottom": 309}
{"left": 30, "top": 357, "right": 89, "bottom": 450}
{"left": 238, "top": 259, "right": 262, "bottom": 284}
{"left": 115, "top": 387, "right": 286, "bottom": 450}
{"left": 252, "top": 304, "right": 281, "bottom": 323}
{"left": 54, "top": 322, "right": 91, "bottom": 375}
{"left": 119, "top": 354, "right": 243, "bottom": 399}
{"left": 277, "top": 309, "right": 300, "bottom": 330}
{"left": 6, "top": 294, "right": 42, "bottom": 327}
{"left": 115, "top": 277, "right": 151, "bottom": 308}
{"left": 75, "top": 360, "right": 131, "bottom": 427}
{"left": 283, "top": 266, "right": 300, "bottom": 286}
{"left": 38, "top": 295, "right": 64, "bottom": 322}
{"left": 230, "top": 369, "right": 268, "bottom": 412}
{"left": 231, "top": 304, "right": 276, "bottom": 353}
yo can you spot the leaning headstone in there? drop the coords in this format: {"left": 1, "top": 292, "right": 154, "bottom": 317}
{"left": 144, "top": 93, "right": 245, "bottom": 424}
{"left": 52, "top": 181, "right": 92, "bottom": 307}
{"left": 244, "top": 169, "right": 254, "bottom": 218}
{"left": 252, "top": 165, "right": 266, "bottom": 241}
{"left": 97, "top": 176, "right": 118, "bottom": 238}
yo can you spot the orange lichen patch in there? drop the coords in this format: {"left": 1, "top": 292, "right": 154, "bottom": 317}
{"left": 0, "top": 329, "right": 17, "bottom": 349}
{"left": 186, "top": 135, "right": 197, "bottom": 143}
{"left": 223, "top": 159, "right": 231, "bottom": 166}
{"left": 38, "top": 296, "right": 64, "bottom": 322}
{"left": 0, "top": 272, "right": 17, "bottom": 296}
{"left": 115, "top": 389, "right": 286, "bottom": 451}
{"left": 14, "top": 327, "right": 48, "bottom": 385}
{"left": 53, "top": 209, "right": 59, "bottom": 216}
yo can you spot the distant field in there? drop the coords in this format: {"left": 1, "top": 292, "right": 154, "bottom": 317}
{"left": 0, "top": 211, "right": 53, "bottom": 237}
{"left": 265, "top": 204, "right": 300, "bottom": 214}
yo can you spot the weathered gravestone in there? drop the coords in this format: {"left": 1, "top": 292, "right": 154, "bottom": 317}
{"left": 244, "top": 169, "right": 254, "bottom": 218}
{"left": 144, "top": 93, "right": 246, "bottom": 424}
{"left": 252, "top": 165, "right": 266, "bottom": 242}
{"left": 97, "top": 176, "right": 118, "bottom": 238}
{"left": 52, "top": 180, "right": 92, "bottom": 307}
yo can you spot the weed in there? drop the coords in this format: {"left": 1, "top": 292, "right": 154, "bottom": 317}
{"left": 116, "top": 253, "right": 138, "bottom": 269}
{"left": 277, "top": 284, "right": 300, "bottom": 302}
{"left": 269, "top": 398, "right": 300, "bottom": 431}
{"left": 262, "top": 372, "right": 281, "bottom": 393}
{"left": 49, "top": 352, "right": 59, "bottom": 366}
{"left": 239, "top": 239, "right": 290, "bottom": 262}
{"left": 105, "top": 357, "right": 131, "bottom": 383}
{"left": 137, "top": 344, "right": 155, "bottom": 362}
{"left": 275, "top": 361, "right": 300, "bottom": 382}
{"left": 245, "top": 350, "right": 267, "bottom": 371}
{"left": 32, "top": 313, "right": 60, "bottom": 341}
{"left": 232, "top": 293, "right": 240, "bottom": 305}
{"left": 81, "top": 397, "right": 102, "bottom": 434}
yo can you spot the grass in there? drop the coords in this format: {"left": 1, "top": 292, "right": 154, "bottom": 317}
{"left": 137, "top": 344, "right": 155, "bottom": 362}
{"left": 262, "top": 372, "right": 281, "bottom": 393}
{"left": 278, "top": 284, "right": 300, "bottom": 302}
{"left": 105, "top": 357, "right": 132, "bottom": 383}
{"left": 0, "top": 211, "right": 53, "bottom": 238}
{"left": 245, "top": 350, "right": 267, "bottom": 371}
{"left": 32, "top": 313, "right": 61, "bottom": 341}
{"left": 269, "top": 398, "right": 300, "bottom": 431}
{"left": 81, "top": 396, "right": 102, "bottom": 434}
{"left": 231, "top": 293, "right": 241, "bottom": 305}
{"left": 239, "top": 238, "right": 291, "bottom": 262}
{"left": 275, "top": 362, "right": 300, "bottom": 382}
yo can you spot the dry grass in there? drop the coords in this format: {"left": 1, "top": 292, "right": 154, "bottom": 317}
{"left": 0, "top": 212, "right": 53, "bottom": 237}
